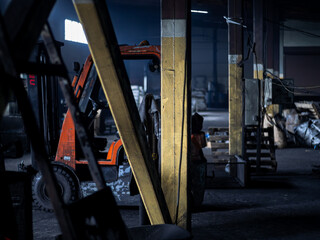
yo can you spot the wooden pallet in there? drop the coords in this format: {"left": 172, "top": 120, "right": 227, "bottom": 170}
{"left": 208, "top": 127, "right": 231, "bottom": 164}
{"left": 295, "top": 102, "right": 320, "bottom": 119}
{"left": 244, "top": 126, "right": 277, "bottom": 171}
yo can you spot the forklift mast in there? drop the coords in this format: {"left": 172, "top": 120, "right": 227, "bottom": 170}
{"left": 27, "top": 42, "right": 65, "bottom": 169}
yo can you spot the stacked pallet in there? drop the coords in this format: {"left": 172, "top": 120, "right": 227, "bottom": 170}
{"left": 244, "top": 126, "right": 277, "bottom": 171}
{"left": 208, "top": 127, "right": 231, "bottom": 164}
{"left": 295, "top": 101, "right": 320, "bottom": 119}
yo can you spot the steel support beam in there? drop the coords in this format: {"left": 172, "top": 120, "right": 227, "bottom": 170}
{"left": 273, "top": 9, "right": 280, "bottom": 116}
{"left": 4, "top": 0, "right": 56, "bottom": 62}
{"left": 253, "top": 0, "right": 264, "bottom": 80}
{"left": 73, "top": 0, "right": 171, "bottom": 225}
{"left": 228, "top": 0, "right": 243, "bottom": 157}
{"left": 270, "top": 15, "right": 281, "bottom": 114}
{"left": 273, "top": 9, "right": 280, "bottom": 77}
{"left": 1, "top": 1, "right": 130, "bottom": 239}
{"left": 279, "top": 28, "right": 284, "bottom": 79}
{"left": 253, "top": 0, "right": 264, "bottom": 171}
{"left": 265, "top": 0, "right": 280, "bottom": 115}
{"left": 266, "top": 0, "right": 274, "bottom": 76}
{"left": 4, "top": 0, "right": 34, "bottom": 41}
{"left": 161, "top": 0, "right": 191, "bottom": 229}
{"left": 265, "top": 0, "right": 274, "bottom": 109}
{"left": 0, "top": 16, "right": 77, "bottom": 240}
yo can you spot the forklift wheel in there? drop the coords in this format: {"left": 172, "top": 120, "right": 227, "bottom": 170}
{"left": 32, "top": 165, "right": 81, "bottom": 212}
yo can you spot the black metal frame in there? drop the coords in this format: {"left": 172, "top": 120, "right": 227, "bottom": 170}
{"left": 0, "top": 1, "right": 129, "bottom": 239}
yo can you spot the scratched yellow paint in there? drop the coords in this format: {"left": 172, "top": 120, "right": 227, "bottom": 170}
{"left": 73, "top": 1, "right": 169, "bottom": 225}
{"left": 161, "top": 35, "right": 189, "bottom": 228}
{"left": 229, "top": 56, "right": 243, "bottom": 156}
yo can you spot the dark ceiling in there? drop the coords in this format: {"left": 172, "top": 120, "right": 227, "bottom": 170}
{"left": 107, "top": 0, "right": 320, "bottom": 22}
{"left": 276, "top": 0, "right": 320, "bottom": 21}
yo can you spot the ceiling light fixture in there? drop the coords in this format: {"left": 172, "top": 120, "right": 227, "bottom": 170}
{"left": 191, "top": 10, "right": 208, "bottom": 14}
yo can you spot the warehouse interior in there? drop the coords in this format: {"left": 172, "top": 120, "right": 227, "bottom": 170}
{"left": 1, "top": 0, "right": 320, "bottom": 239}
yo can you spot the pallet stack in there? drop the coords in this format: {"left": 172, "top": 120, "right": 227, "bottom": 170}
{"left": 208, "top": 126, "right": 277, "bottom": 174}
{"left": 244, "top": 126, "right": 277, "bottom": 172}
{"left": 208, "top": 127, "right": 231, "bottom": 164}
{"left": 295, "top": 101, "right": 320, "bottom": 119}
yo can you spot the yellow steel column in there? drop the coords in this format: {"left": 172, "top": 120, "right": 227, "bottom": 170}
{"left": 228, "top": 0, "right": 243, "bottom": 156}
{"left": 265, "top": 0, "right": 280, "bottom": 116}
{"left": 273, "top": 8, "right": 280, "bottom": 77}
{"left": 73, "top": 0, "right": 171, "bottom": 225}
{"left": 253, "top": 0, "right": 264, "bottom": 81}
{"left": 279, "top": 22, "right": 284, "bottom": 79}
{"left": 161, "top": 0, "right": 191, "bottom": 229}
{"left": 253, "top": 0, "right": 264, "bottom": 171}
{"left": 266, "top": 0, "right": 274, "bottom": 78}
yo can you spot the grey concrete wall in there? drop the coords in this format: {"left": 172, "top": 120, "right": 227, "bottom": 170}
{"left": 284, "top": 20, "right": 320, "bottom": 47}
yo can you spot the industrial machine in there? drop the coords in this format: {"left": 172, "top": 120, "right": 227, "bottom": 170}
{"left": 32, "top": 43, "right": 161, "bottom": 211}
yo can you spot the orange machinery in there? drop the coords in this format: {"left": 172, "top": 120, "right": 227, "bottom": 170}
{"left": 32, "top": 43, "right": 161, "bottom": 211}
{"left": 55, "top": 44, "right": 161, "bottom": 170}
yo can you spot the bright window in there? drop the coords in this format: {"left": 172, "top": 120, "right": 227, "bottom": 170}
{"left": 64, "top": 19, "right": 88, "bottom": 44}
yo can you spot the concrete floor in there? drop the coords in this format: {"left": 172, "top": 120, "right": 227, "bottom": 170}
{"left": 4, "top": 110, "right": 320, "bottom": 239}
{"left": 192, "top": 148, "right": 320, "bottom": 239}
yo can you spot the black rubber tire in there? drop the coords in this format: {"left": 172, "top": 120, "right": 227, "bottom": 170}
{"left": 32, "top": 165, "right": 81, "bottom": 212}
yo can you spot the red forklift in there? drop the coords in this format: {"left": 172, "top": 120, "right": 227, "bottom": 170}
{"left": 32, "top": 43, "right": 161, "bottom": 211}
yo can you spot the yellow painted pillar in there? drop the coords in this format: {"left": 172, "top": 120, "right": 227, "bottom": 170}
{"left": 253, "top": 0, "right": 264, "bottom": 81}
{"left": 279, "top": 23, "right": 285, "bottom": 79}
{"left": 161, "top": 0, "right": 191, "bottom": 229}
{"left": 265, "top": 0, "right": 280, "bottom": 116}
{"left": 266, "top": 0, "right": 274, "bottom": 79}
{"left": 73, "top": 0, "right": 171, "bottom": 225}
{"left": 273, "top": 8, "right": 280, "bottom": 78}
{"left": 253, "top": 0, "right": 264, "bottom": 171}
{"left": 228, "top": 0, "right": 243, "bottom": 156}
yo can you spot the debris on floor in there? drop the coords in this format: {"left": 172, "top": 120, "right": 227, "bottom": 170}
{"left": 261, "top": 101, "right": 320, "bottom": 149}
{"left": 295, "top": 119, "right": 320, "bottom": 148}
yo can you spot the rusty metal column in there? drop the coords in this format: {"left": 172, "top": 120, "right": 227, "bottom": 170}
{"left": 266, "top": 0, "right": 274, "bottom": 77}
{"left": 265, "top": 0, "right": 273, "bottom": 110}
{"left": 253, "top": 0, "right": 264, "bottom": 171}
{"left": 253, "top": 0, "right": 264, "bottom": 81}
{"left": 279, "top": 20, "right": 284, "bottom": 79}
{"left": 161, "top": 0, "right": 191, "bottom": 229}
{"left": 228, "top": 0, "right": 243, "bottom": 157}
{"left": 265, "top": 0, "right": 280, "bottom": 115}
{"left": 273, "top": 9, "right": 280, "bottom": 77}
